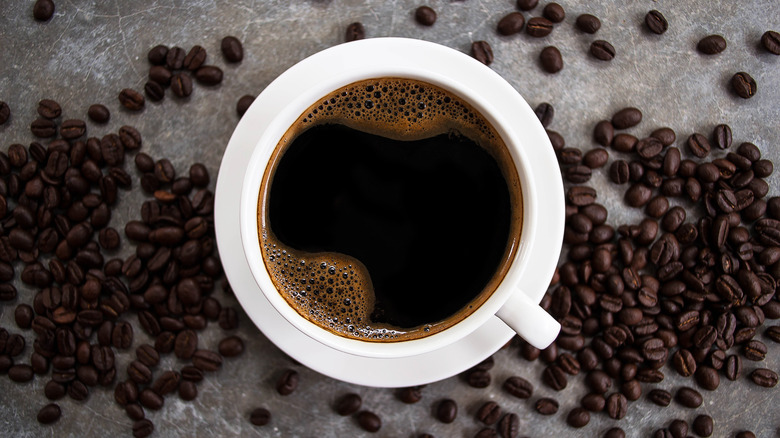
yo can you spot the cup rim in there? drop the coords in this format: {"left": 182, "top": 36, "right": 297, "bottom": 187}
{"left": 238, "top": 37, "right": 550, "bottom": 358}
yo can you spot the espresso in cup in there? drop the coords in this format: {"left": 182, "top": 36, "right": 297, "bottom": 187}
{"left": 257, "top": 78, "right": 523, "bottom": 342}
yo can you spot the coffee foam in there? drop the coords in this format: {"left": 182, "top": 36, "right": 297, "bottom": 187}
{"left": 258, "top": 77, "right": 522, "bottom": 342}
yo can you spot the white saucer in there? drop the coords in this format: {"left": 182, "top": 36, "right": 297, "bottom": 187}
{"left": 215, "top": 38, "right": 564, "bottom": 388}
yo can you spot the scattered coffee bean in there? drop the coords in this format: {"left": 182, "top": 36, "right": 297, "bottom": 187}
{"left": 543, "top": 3, "right": 565, "bottom": 23}
{"left": 497, "top": 12, "right": 525, "bottom": 36}
{"left": 357, "top": 410, "right": 382, "bottom": 432}
{"left": 132, "top": 419, "right": 154, "bottom": 438}
{"left": 645, "top": 10, "right": 668, "bottom": 34}
{"left": 612, "top": 107, "right": 642, "bottom": 129}
{"left": 435, "top": 398, "right": 457, "bottom": 423}
{"left": 221, "top": 36, "right": 243, "bottom": 63}
{"left": 566, "top": 407, "right": 590, "bottom": 428}
{"left": 731, "top": 72, "right": 757, "bottom": 99}
{"left": 540, "top": 46, "right": 563, "bottom": 73}
{"left": 0, "top": 101, "right": 9, "bottom": 124}
{"left": 194, "top": 66, "right": 223, "bottom": 86}
{"left": 217, "top": 336, "right": 244, "bottom": 357}
{"left": 749, "top": 368, "right": 778, "bottom": 388}
{"left": 503, "top": 375, "right": 533, "bottom": 398}
{"left": 276, "top": 369, "right": 298, "bottom": 395}
{"left": 471, "top": 41, "right": 494, "bottom": 66}
{"left": 675, "top": 387, "right": 703, "bottom": 408}
{"left": 534, "top": 397, "right": 558, "bottom": 415}
{"left": 345, "top": 22, "right": 365, "bottom": 42}
{"left": 236, "top": 95, "right": 255, "bottom": 117}
{"left": 248, "top": 407, "right": 271, "bottom": 426}
{"left": 87, "top": 104, "right": 110, "bottom": 123}
{"left": 526, "top": 17, "right": 553, "bottom": 37}
{"left": 33, "top": 0, "right": 55, "bottom": 21}
{"left": 692, "top": 415, "right": 714, "bottom": 437}
{"left": 37, "top": 403, "right": 61, "bottom": 424}
{"left": 760, "top": 30, "right": 780, "bottom": 55}
{"left": 697, "top": 35, "right": 727, "bottom": 55}
{"left": 335, "top": 393, "right": 362, "bottom": 416}
{"left": 118, "top": 89, "right": 145, "bottom": 111}
{"left": 590, "top": 40, "right": 615, "bottom": 61}
{"left": 576, "top": 14, "right": 601, "bottom": 34}
{"left": 170, "top": 73, "right": 193, "bottom": 98}
{"left": 516, "top": 0, "right": 538, "bottom": 11}
{"left": 414, "top": 6, "right": 437, "bottom": 26}
{"left": 498, "top": 412, "right": 519, "bottom": 438}
{"left": 477, "top": 401, "right": 502, "bottom": 424}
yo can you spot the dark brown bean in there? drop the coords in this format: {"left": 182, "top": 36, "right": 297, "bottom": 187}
{"left": 590, "top": 40, "right": 615, "bottom": 61}
{"left": 221, "top": 36, "right": 243, "bottom": 62}
{"left": 118, "top": 89, "right": 145, "bottom": 111}
{"left": 497, "top": 12, "right": 525, "bottom": 36}
{"left": 357, "top": 410, "right": 382, "bottom": 432}
{"left": 566, "top": 407, "right": 590, "bottom": 428}
{"left": 675, "top": 387, "right": 702, "bottom": 408}
{"left": 436, "top": 399, "right": 457, "bottom": 423}
{"left": 697, "top": 35, "right": 727, "bottom": 54}
{"left": 249, "top": 407, "right": 271, "bottom": 426}
{"left": 471, "top": 41, "right": 494, "bottom": 66}
{"left": 37, "top": 403, "right": 61, "bottom": 424}
{"left": 732, "top": 72, "right": 757, "bottom": 99}
{"left": 645, "top": 10, "right": 668, "bottom": 34}
{"left": 345, "top": 22, "right": 365, "bottom": 42}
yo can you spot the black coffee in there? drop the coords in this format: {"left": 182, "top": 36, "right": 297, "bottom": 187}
{"left": 258, "top": 78, "right": 522, "bottom": 341}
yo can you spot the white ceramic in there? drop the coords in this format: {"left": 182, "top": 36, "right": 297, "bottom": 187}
{"left": 216, "top": 38, "right": 564, "bottom": 383}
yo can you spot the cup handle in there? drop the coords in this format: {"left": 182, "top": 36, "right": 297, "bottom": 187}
{"left": 495, "top": 290, "right": 560, "bottom": 349}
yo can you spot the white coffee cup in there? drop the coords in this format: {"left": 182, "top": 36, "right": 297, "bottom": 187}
{"left": 227, "top": 37, "right": 563, "bottom": 359}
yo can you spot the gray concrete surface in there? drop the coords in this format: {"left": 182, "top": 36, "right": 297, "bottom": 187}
{"left": 1, "top": 0, "right": 779, "bottom": 437}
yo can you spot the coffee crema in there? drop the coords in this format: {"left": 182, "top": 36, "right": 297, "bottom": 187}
{"left": 257, "top": 78, "right": 523, "bottom": 342}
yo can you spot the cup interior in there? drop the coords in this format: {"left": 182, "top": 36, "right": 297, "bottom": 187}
{"left": 238, "top": 38, "right": 545, "bottom": 358}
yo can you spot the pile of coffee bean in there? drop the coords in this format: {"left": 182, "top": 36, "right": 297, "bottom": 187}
{"left": 0, "top": 97, "right": 243, "bottom": 437}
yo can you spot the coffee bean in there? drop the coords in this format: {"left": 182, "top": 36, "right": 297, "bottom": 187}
{"left": 436, "top": 398, "right": 457, "bottom": 423}
{"left": 221, "top": 36, "right": 243, "bottom": 63}
{"left": 672, "top": 349, "right": 696, "bottom": 377}
{"left": 534, "top": 102, "right": 554, "bottom": 127}
{"left": 195, "top": 66, "right": 223, "bottom": 86}
{"left": 675, "top": 386, "right": 702, "bottom": 408}
{"left": 593, "top": 120, "right": 614, "bottom": 146}
{"left": 697, "top": 35, "right": 727, "bottom": 54}
{"left": 725, "top": 354, "right": 742, "bottom": 380}
{"left": 502, "top": 375, "right": 533, "bottom": 398}
{"left": 761, "top": 30, "right": 780, "bottom": 55}
{"left": 235, "top": 94, "right": 256, "bottom": 117}
{"left": 345, "top": 22, "right": 365, "bottom": 42}
{"left": 580, "top": 392, "right": 605, "bottom": 412}
{"left": 497, "top": 12, "right": 525, "bottom": 36}
{"left": 31, "top": 118, "right": 57, "bottom": 137}
{"left": 526, "top": 17, "right": 553, "bottom": 37}
{"left": 477, "top": 401, "right": 502, "bottom": 424}
{"left": 625, "top": 183, "right": 652, "bottom": 207}
{"left": 118, "top": 89, "right": 145, "bottom": 111}
{"left": 575, "top": 14, "right": 601, "bottom": 34}
{"left": 357, "top": 410, "right": 382, "bottom": 432}
{"left": 133, "top": 419, "right": 154, "bottom": 438}
{"left": 8, "top": 364, "right": 34, "bottom": 382}
{"left": 37, "top": 403, "right": 61, "bottom": 424}
{"left": 604, "top": 428, "right": 625, "bottom": 438}
{"left": 590, "top": 40, "right": 615, "bottom": 61}
{"left": 276, "top": 369, "right": 298, "bottom": 395}
{"left": 33, "top": 0, "right": 55, "bottom": 21}
{"left": 606, "top": 392, "right": 627, "bottom": 419}
{"left": 249, "top": 407, "right": 271, "bottom": 426}
{"left": 612, "top": 107, "right": 642, "bottom": 129}
{"left": 217, "top": 335, "right": 244, "bottom": 357}
{"left": 0, "top": 101, "right": 9, "bottom": 125}
{"left": 471, "top": 41, "right": 494, "bottom": 66}
{"left": 645, "top": 10, "right": 668, "bottom": 34}
{"left": 60, "top": 119, "right": 86, "bottom": 140}
{"left": 692, "top": 415, "right": 714, "bottom": 437}
{"left": 532, "top": 397, "right": 558, "bottom": 416}
{"left": 37, "top": 99, "right": 62, "bottom": 119}
{"left": 583, "top": 148, "right": 608, "bottom": 169}
{"left": 181, "top": 45, "right": 207, "bottom": 71}
{"left": 731, "top": 72, "right": 757, "bottom": 99}
{"left": 540, "top": 46, "right": 563, "bottom": 73}
{"left": 174, "top": 329, "right": 198, "bottom": 359}
{"left": 694, "top": 366, "right": 719, "bottom": 390}
{"left": 15, "top": 304, "right": 34, "bottom": 329}
{"left": 87, "top": 103, "right": 110, "bottom": 123}
{"left": 465, "top": 369, "right": 491, "bottom": 388}
{"left": 498, "top": 413, "right": 519, "bottom": 438}
{"left": 566, "top": 407, "right": 590, "bottom": 428}
{"left": 178, "top": 380, "right": 197, "bottom": 401}
{"left": 648, "top": 388, "right": 671, "bottom": 407}
{"left": 164, "top": 46, "right": 185, "bottom": 70}
{"left": 128, "top": 360, "right": 152, "bottom": 385}
{"left": 414, "top": 6, "right": 437, "bottom": 26}
{"left": 749, "top": 368, "right": 778, "bottom": 388}
{"left": 335, "top": 393, "right": 362, "bottom": 415}
{"left": 170, "top": 73, "right": 193, "bottom": 98}
{"left": 516, "top": 0, "right": 538, "bottom": 11}
{"left": 543, "top": 3, "right": 565, "bottom": 23}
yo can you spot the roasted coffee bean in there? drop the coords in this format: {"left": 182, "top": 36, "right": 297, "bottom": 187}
{"left": 732, "top": 72, "right": 757, "bottom": 99}
{"left": 31, "top": 118, "right": 57, "bottom": 137}
{"left": 526, "top": 17, "right": 553, "bottom": 37}
{"left": 533, "top": 397, "right": 558, "bottom": 416}
{"left": 566, "top": 407, "right": 590, "bottom": 428}
{"left": 476, "top": 401, "right": 502, "bottom": 424}
{"left": 150, "top": 370, "right": 180, "bottom": 396}
{"left": 583, "top": 148, "right": 608, "bottom": 169}
{"left": 581, "top": 393, "right": 605, "bottom": 412}
{"left": 217, "top": 335, "right": 244, "bottom": 357}
{"left": 672, "top": 349, "right": 696, "bottom": 377}
{"left": 37, "top": 403, "right": 61, "bottom": 424}
{"left": 645, "top": 10, "right": 668, "bottom": 34}
{"left": 675, "top": 387, "right": 702, "bottom": 408}
{"left": 725, "top": 354, "right": 742, "bottom": 380}
{"left": 612, "top": 107, "right": 642, "bottom": 129}
{"left": 749, "top": 368, "right": 778, "bottom": 388}
{"left": 744, "top": 339, "right": 767, "bottom": 361}
{"left": 0, "top": 101, "right": 9, "bottom": 124}
{"left": 276, "top": 369, "right": 298, "bottom": 395}
{"left": 163, "top": 46, "right": 185, "bottom": 69}
{"left": 219, "top": 307, "right": 239, "bottom": 330}
{"left": 697, "top": 35, "right": 727, "bottom": 54}
{"left": 182, "top": 45, "right": 207, "bottom": 71}
{"left": 174, "top": 329, "right": 198, "bottom": 359}
{"left": 692, "top": 415, "right": 714, "bottom": 437}
{"left": 471, "top": 40, "right": 494, "bottom": 66}
{"left": 543, "top": 2, "right": 565, "bottom": 22}
{"left": 86, "top": 103, "right": 110, "bottom": 124}
{"left": 195, "top": 66, "right": 223, "bottom": 86}
{"left": 234, "top": 94, "right": 255, "bottom": 117}
{"left": 128, "top": 360, "right": 152, "bottom": 385}
{"left": 575, "top": 13, "right": 601, "bottom": 34}
{"left": 133, "top": 419, "right": 154, "bottom": 438}
{"left": 221, "top": 36, "right": 243, "bottom": 62}
{"left": 8, "top": 364, "right": 34, "bottom": 382}
{"left": 249, "top": 407, "right": 271, "bottom": 426}
{"left": 147, "top": 44, "right": 168, "bottom": 64}
{"left": 465, "top": 369, "right": 491, "bottom": 388}
{"left": 625, "top": 183, "right": 652, "bottom": 207}
{"left": 593, "top": 120, "right": 614, "bottom": 146}
{"left": 542, "top": 365, "right": 567, "bottom": 390}
{"left": 170, "top": 73, "right": 193, "bottom": 98}
{"left": 648, "top": 389, "right": 671, "bottom": 407}
{"left": 37, "top": 99, "right": 62, "bottom": 119}
{"left": 436, "top": 399, "right": 457, "bottom": 423}
{"left": 60, "top": 119, "right": 86, "bottom": 140}
{"left": 605, "top": 392, "right": 627, "bottom": 419}
{"left": 502, "top": 375, "right": 533, "bottom": 398}
{"left": 139, "top": 388, "right": 164, "bottom": 410}
{"left": 345, "top": 22, "right": 365, "bottom": 41}
{"left": 357, "top": 410, "right": 382, "bottom": 432}
{"left": 590, "top": 40, "right": 615, "bottom": 61}
{"left": 414, "top": 6, "right": 437, "bottom": 26}
{"left": 144, "top": 81, "right": 165, "bottom": 102}
{"left": 335, "top": 393, "right": 362, "bottom": 416}
{"left": 760, "top": 30, "right": 780, "bottom": 55}
{"left": 125, "top": 403, "right": 144, "bottom": 421}
{"left": 498, "top": 413, "right": 519, "bottom": 438}
{"left": 694, "top": 366, "right": 720, "bottom": 390}
{"left": 516, "top": 0, "right": 538, "bottom": 11}
{"left": 497, "top": 12, "right": 525, "bottom": 36}
{"left": 118, "top": 89, "right": 145, "bottom": 111}
{"left": 609, "top": 160, "right": 630, "bottom": 184}
{"left": 540, "top": 46, "right": 563, "bottom": 73}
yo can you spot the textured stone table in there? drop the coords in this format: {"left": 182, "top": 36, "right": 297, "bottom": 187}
{"left": 1, "top": 1, "right": 779, "bottom": 437}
